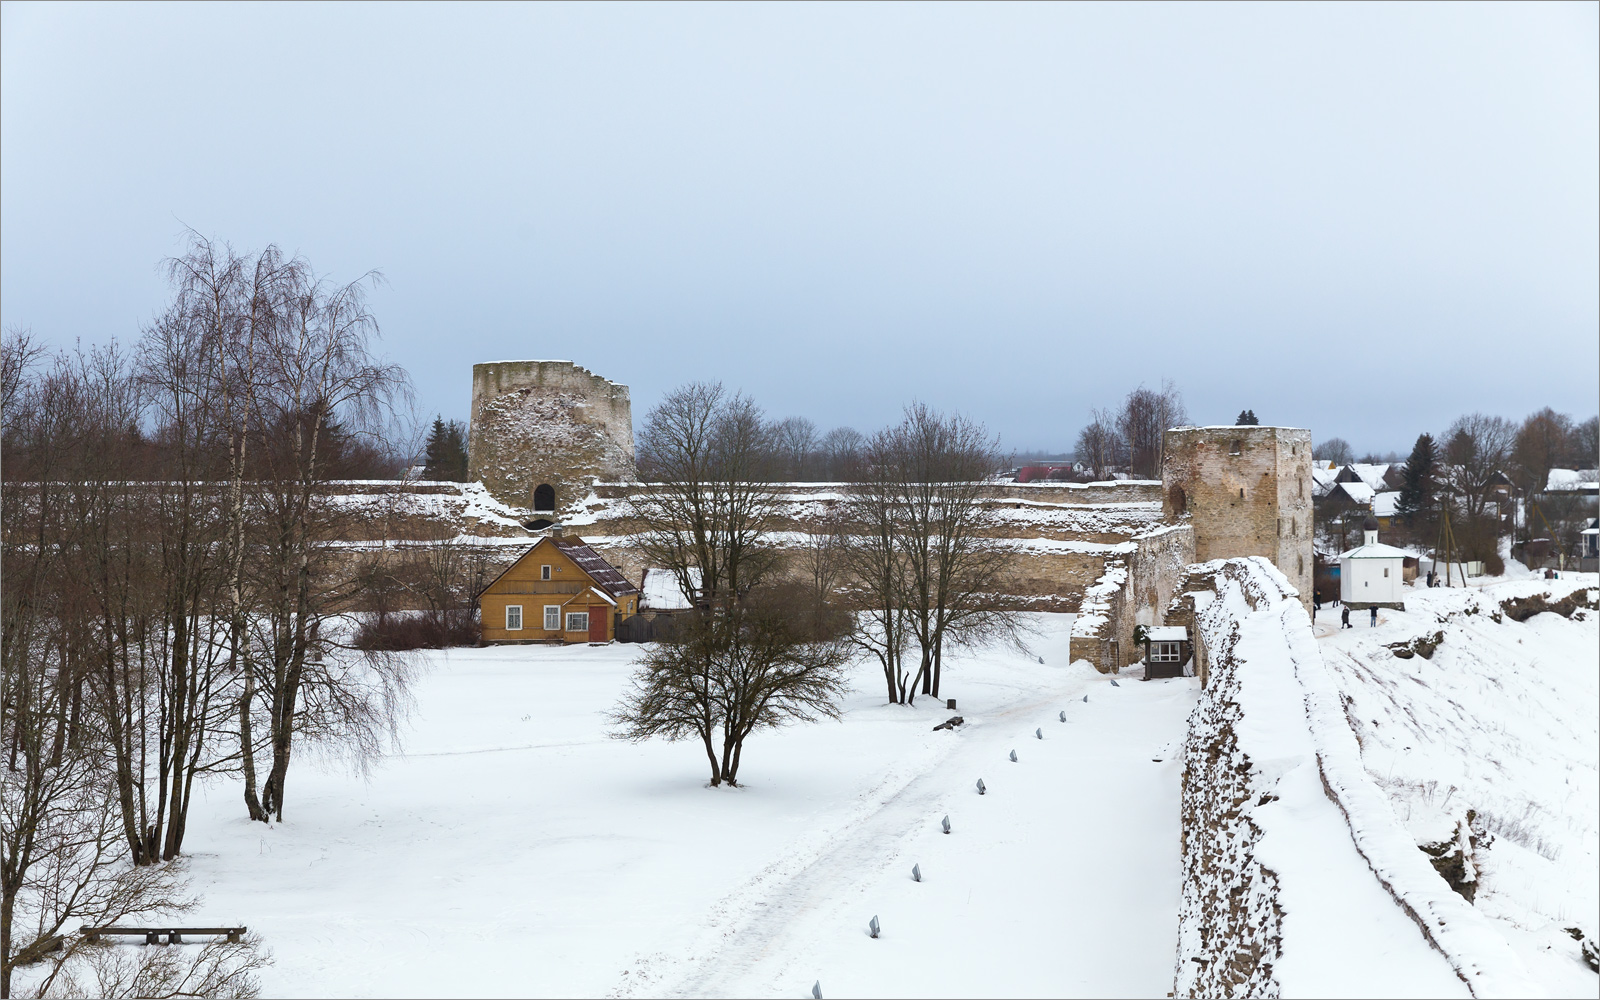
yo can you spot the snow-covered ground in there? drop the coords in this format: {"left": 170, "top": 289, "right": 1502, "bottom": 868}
{"left": 178, "top": 615, "right": 1200, "bottom": 998}
{"left": 1317, "top": 575, "right": 1600, "bottom": 997}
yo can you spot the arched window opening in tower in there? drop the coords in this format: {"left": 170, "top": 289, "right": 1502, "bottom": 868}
{"left": 533, "top": 483, "right": 556, "bottom": 512}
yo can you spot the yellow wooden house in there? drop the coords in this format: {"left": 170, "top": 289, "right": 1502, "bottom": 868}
{"left": 478, "top": 534, "right": 640, "bottom": 644}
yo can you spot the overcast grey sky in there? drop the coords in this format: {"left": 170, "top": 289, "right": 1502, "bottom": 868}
{"left": 3, "top": 1, "right": 1596, "bottom": 456}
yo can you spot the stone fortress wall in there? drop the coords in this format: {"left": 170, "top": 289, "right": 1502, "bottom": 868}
{"left": 1065, "top": 426, "right": 1314, "bottom": 670}
{"left": 453, "top": 361, "right": 1314, "bottom": 672}
{"left": 326, "top": 478, "right": 1174, "bottom": 617}
{"left": 467, "top": 361, "right": 636, "bottom": 514}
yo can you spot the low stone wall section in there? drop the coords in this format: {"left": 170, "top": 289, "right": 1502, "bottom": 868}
{"left": 1067, "top": 523, "right": 1195, "bottom": 671}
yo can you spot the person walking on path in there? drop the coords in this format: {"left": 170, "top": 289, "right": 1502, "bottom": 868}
{"left": 1370, "top": 606, "right": 1378, "bottom": 627}
{"left": 1341, "top": 606, "right": 1352, "bottom": 629}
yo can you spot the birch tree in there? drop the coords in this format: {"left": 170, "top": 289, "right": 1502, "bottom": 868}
{"left": 240, "top": 265, "right": 411, "bottom": 822}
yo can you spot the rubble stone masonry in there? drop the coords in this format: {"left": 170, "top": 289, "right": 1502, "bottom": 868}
{"left": 1162, "top": 426, "right": 1313, "bottom": 612}
{"left": 467, "top": 361, "right": 636, "bottom": 512}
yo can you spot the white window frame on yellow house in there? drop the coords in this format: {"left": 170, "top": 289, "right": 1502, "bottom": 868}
{"left": 565, "top": 611, "right": 589, "bottom": 632}
{"left": 543, "top": 605, "right": 561, "bottom": 631}
{"left": 505, "top": 605, "right": 523, "bottom": 631}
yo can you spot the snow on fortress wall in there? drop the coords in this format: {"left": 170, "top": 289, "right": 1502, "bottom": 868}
{"left": 1173, "top": 558, "right": 1533, "bottom": 999}
{"left": 467, "top": 361, "right": 636, "bottom": 513}
{"left": 1174, "top": 559, "right": 1292, "bottom": 998}
{"left": 313, "top": 480, "right": 1173, "bottom": 612}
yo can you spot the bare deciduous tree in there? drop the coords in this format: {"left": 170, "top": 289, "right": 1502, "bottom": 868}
{"left": 771, "top": 416, "right": 818, "bottom": 482}
{"left": 843, "top": 404, "right": 1027, "bottom": 702}
{"left": 839, "top": 430, "right": 915, "bottom": 702}
{"left": 611, "top": 582, "right": 850, "bottom": 786}
{"left": 1511, "top": 408, "right": 1573, "bottom": 497}
{"left": 240, "top": 263, "right": 412, "bottom": 823}
{"left": 1116, "top": 380, "right": 1187, "bottom": 480}
{"left": 819, "top": 426, "right": 864, "bottom": 481}
{"left": 633, "top": 382, "right": 781, "bottom": 609}
{"left": 1570, "top": 416, "right": 1598, "bottom": 468}
{"left": 1313, "top": 437, "right": 1354, "bottom": 465}
{"left": 616, "top": 385, "right": 853, "bottom": 785}
{"left": 1074, "top": 408, "right": 1121, "bottom": 481}
{"left": 1441, "top": 413, "right": 1515, "bottom": 519}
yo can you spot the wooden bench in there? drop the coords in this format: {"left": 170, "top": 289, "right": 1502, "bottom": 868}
{"left": 81, "top": 926, "right": 247, "bottom": 945}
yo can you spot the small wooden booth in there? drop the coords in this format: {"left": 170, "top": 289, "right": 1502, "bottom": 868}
{"left": 1140, "top": 625, "right": 1192, "bottom": 679}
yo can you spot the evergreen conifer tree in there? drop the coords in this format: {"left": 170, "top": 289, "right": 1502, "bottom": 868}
{"left": 423, "top": 416, "right": 469, "bottom": 481}
{"left": 1396, "top": 432, "right": 1437, "bottom": 526}
{"left": 443, "top": 420, "right": 468, "bottom": 480}
{"left": 423, "top": 416, "right": 448, "bottom": 480}
{"left": 1235, "top": 409, "right": 1259, "bottom": 425}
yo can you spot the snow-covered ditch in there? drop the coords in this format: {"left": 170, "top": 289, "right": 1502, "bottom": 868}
{"left": 177, "top": 614, "right": 1201, "bottom": 998}
{"left": 1318, "top": 576, "right": 1600, "bottom": 997}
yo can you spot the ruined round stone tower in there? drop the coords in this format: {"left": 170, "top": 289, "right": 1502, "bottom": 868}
{"left": 468, "top": 361, "right": 635, "bottom": 514}
{"left": 1162, "top": 425, "right": 1314, "bottom": 609}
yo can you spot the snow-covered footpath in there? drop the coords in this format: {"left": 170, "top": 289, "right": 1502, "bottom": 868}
{"left": 179, "top": 615, "right": 1199, "bottom": 998}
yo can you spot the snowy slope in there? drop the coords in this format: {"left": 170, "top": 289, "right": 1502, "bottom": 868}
{"left": 177, "top": 615, "right": 1201, "bottom": 998}
{"left": 1317, "top": 577, "right": 1600, "bottom": 997}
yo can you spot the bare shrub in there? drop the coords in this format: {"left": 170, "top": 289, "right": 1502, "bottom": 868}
{"left": 351, "top": 612, "right": 480, "bottom": 651}
{"left": 41, "top": 934, "right": 270, "bottom": 1000}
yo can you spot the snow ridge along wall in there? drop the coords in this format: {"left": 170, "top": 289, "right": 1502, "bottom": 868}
{"left": 1175, "top": 557, "right": 1542, "bottom": 999}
